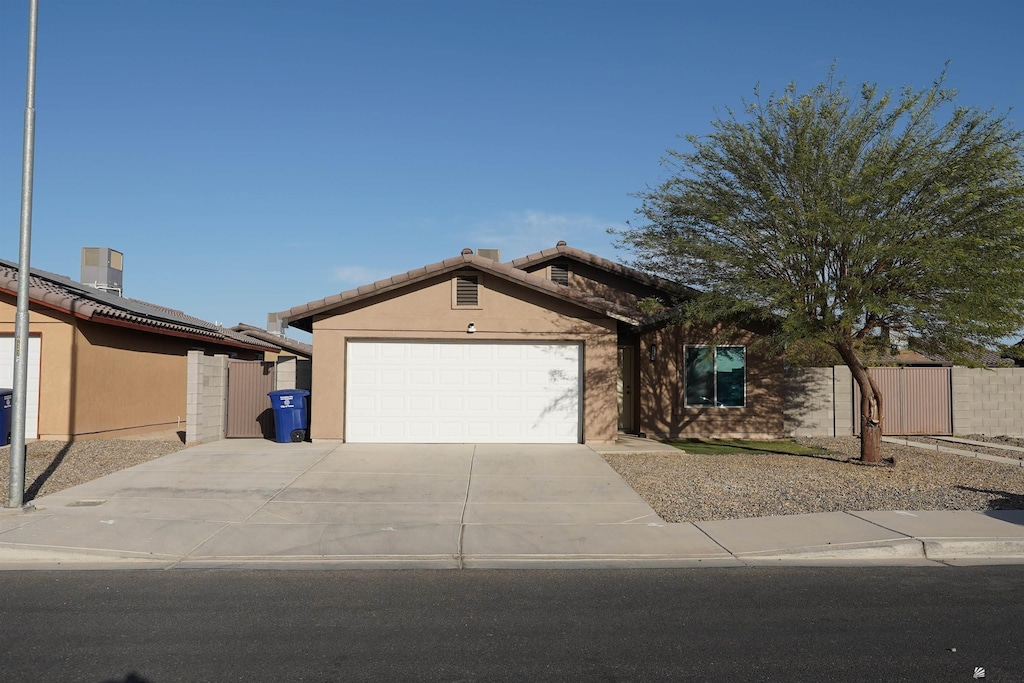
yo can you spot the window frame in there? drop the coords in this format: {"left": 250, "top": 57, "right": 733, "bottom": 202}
{"left": 683, "top": 345, "right": 747, "bottom": 408}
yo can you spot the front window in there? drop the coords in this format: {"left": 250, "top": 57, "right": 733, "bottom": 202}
{"left": 684, "top": 346, "right": 746, "bottom": 407}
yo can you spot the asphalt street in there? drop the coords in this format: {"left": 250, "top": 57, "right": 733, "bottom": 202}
{"left": 1, "top": 567, "right": 1021, "bottom": 682}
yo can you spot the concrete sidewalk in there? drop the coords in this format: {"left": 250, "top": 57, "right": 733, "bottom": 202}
{"left": 1, "top": 439, "right": 1022, "bottom": 569}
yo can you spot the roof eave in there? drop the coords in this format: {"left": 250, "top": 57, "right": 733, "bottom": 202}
{"left": 281, "top": 254, "right": 642, "bottom": 329}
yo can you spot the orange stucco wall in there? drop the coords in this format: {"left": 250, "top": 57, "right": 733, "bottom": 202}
{"left": 2, "top": 294, "right": 263, "bottom": 440}
{"left": 636, "top": 325, "right": 785, "bottom": 439}
{"left": 310, "top": 271, "right": 620, "bottom": 443}
{"left": 1, "top": 300, "right": 75, "bottom": 439}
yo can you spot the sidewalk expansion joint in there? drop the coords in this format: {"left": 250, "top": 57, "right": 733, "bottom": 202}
{"left": 456, "top": 445, "right": 476, "bottom": 570}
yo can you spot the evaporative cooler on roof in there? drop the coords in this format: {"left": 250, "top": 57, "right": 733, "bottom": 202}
{"left": 81, "top": 247, "right": 124, "bottom": 296}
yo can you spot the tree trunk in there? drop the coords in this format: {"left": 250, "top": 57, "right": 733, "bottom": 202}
{"left": 834, "top": 343, "right": 884, "bottom": 464}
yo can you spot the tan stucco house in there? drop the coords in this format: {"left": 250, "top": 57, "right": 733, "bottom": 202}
{"left": 1, "top": 258, "right": 280, "bottom": 441}
{"left": 280, "top": 242, "right": 783, "bottom": 444}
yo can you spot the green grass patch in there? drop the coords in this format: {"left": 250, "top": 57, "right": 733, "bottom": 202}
{"left": 664, "top": 439, "right": 827, "bottom": 456}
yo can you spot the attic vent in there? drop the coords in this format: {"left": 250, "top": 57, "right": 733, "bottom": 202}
{"left": 550, "top": 264, "right": 569, "bottom": 286}
{"left": 456, "top": 275, "right": 479, "bottom": 306}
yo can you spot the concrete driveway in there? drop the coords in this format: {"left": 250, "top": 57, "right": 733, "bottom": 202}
{"left": 6, "top": 439, "right": 1021, "bottom": 568}
{"left": 0, "top": 439, "right": 731, "bottom": 568}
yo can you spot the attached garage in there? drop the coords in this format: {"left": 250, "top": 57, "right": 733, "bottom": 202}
{"left": 0, "top": 334, "right": 41, "bottom": 439}
{"left": 346, "top": 341, "right": 581, "bottom": 443}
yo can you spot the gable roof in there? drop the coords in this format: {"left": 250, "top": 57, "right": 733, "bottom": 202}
{"left": 280, "top": 250, "right": 644, "bottom": 332}
{"left": 0, "top": 258, "right": 274, "bottom": 352}
{"left": 230, "top": 323, "right": 313, "bottom": 357}
{"left": 509, "top": 241, "right": 695, "bottom": 298}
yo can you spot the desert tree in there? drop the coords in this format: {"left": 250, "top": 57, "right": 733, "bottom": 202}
{"left": 621, "top": 66, "right": 1024, "bottom": 462}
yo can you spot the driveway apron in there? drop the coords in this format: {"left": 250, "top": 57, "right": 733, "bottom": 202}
{"left": 0, "top": 440, "right": 731, "bottom": 567}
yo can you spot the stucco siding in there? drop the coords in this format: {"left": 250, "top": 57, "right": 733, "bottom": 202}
{"left": 71, "top": 321, "right": 190, "bottom": 438}
{"left": 521, "top": 260, "right": 665, "bottom": 310}
{"left": 1, "top": 298, "right": 75, "bottom": 439}
{"left": 3, "top": 294, "right": 263, "bottom": 440}
{"left": 637, "top": 326, "right": 785, "bottom": 440}
{"left": 310, "top": 272, "right": 619, "bottom": 443}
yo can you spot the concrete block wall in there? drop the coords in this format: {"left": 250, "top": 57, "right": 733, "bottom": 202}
{"left": 784, "top": 367, "right": 835, "bottom": 437}
{"left": 185, "top": 351, "right": 229, "bottom": 445}
{"left": 275, "top": 356, "right": 296, "bottom": 390}
{"left": 833, "top": 365, "right": 854, "bottom": 435}
{"left": 274, "top": 356, "right": 312, "bottom": 392}
{"left": 276, "top": 356, "right": 311, "bottom": 393}
{"left": 782, "top": 365, "right": 855, "bottom": 437}
{"left": 951, "top": 367, "right": 1024, "bottom": 437}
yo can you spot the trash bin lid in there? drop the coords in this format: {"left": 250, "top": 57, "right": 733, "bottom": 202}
{"left": 268, "top": 389, "right": 310, "bottom": 397}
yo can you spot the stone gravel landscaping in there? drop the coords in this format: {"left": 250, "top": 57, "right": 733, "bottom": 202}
{"left": 1, "top": 438, "right": 185, "bottom": 504}
{"left": 601, "top": 436, "right": 1024, "bottom": 522}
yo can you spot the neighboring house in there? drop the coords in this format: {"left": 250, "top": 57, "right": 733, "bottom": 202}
{"left": 875, "top": 346, "right": 1017, "bottom": 368}
{"left": 229, "top": 323, "right": 313, "bottom": 361}
{"left": 0, "top": 258, "right": 279, "bottom": 441}
{"left": 279, "top": 242, "right": 783, "bottom": 444}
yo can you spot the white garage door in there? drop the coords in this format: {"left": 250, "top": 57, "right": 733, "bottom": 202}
{"left": 0, "top": 335, "right": 41, "bottom": 440}
{"left": 346, "top": 341, "right": 581, "bottom": 443}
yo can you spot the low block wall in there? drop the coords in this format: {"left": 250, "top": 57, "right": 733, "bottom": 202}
{"left": 185, "top": 351, "right": 228, "bottom": 445}
{"left": 952, "top": 367, "right": 1024, "bottom": 436}
{"left": 274, "top": 356, "right": 312, "bottom": 392}
{"left": 785, "top": 365, "right": 1022, "bottom": 438}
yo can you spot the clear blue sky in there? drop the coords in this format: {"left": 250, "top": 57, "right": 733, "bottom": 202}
{"left": 3, "top": 0, "right": 1022, "bottom": 343}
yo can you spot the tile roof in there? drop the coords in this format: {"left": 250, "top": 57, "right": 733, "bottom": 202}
{"left": 0, "top": 257, "right": 274, "bottom": 351}
{"left": 919, "top": 348, "right": 1016, "bottom": 368}
{"left": 229, "top": 323, "right": 313, "bottom": 357}
{"left": 280, "top": 250, "right": 645, "bottom": 332}
{"left": 508, "top": 241, "right": 695, "bottom": 297}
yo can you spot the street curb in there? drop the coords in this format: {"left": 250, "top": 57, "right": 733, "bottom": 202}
{"left": 922, "top": 538, "right": 1024, "bottom": 560}
{"left": 727, "top": 538, "right": 926, "bottom": 561}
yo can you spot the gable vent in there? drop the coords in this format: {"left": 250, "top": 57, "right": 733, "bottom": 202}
{"left": 550, "top": 264, "right": 569, "bottom": 286}
{"left": 456, "top": 275, "right": 479, "bottom": 306}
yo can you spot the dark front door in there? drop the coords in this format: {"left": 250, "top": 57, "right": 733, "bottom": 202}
{"left": 618, "top": 346, "right": 637, "bottom": 432}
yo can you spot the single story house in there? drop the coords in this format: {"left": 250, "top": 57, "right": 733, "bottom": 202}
{"left": 229, "top": 323, "right": 313, "bottom": 361}
{"left": 279, "top": 242, "right": 783, "bottom": 444}
{"left": 1, "top": 258, "right": 281, "bottom": 441}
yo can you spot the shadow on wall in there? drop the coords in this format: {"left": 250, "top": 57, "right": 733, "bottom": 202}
{"left": 782, "top": 365, "right": 836, "bottom": 436}
{"left": 640, "top": 326, "right": 786, "bottom": 439}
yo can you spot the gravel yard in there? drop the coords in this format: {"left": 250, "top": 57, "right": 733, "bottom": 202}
{"left": 0, "top": 438, "right": 185, "bottom": 504}
{"left": 602, "top": 436, "right": 1024, "bottom": 523}
{"left": 903, "top": 434, "right": 1024, "bottom": 460}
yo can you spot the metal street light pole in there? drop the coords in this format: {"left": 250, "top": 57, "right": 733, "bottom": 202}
{"left": 8, "top": 0, "right": 40, "bottom": 509}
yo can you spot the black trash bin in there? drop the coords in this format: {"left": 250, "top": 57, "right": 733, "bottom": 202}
{"left": 0, "top": 388, "right": 11, "bottom": 446}
{"left": 268, "top": 389, "right": 310, "bottom": 443}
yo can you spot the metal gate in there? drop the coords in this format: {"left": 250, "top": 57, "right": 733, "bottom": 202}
{"left": 226, "top": 360, "right": 276, "bottom": 438}
{"left": 854, "top": 367, "right": 952, "bottom": 435}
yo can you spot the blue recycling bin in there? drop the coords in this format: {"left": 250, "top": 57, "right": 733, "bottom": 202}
{"left": 268, "top": 389, "right": 310, "bottom": 443}
{"left": 0, "top": 388, "right": 12, "bottom": 446}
